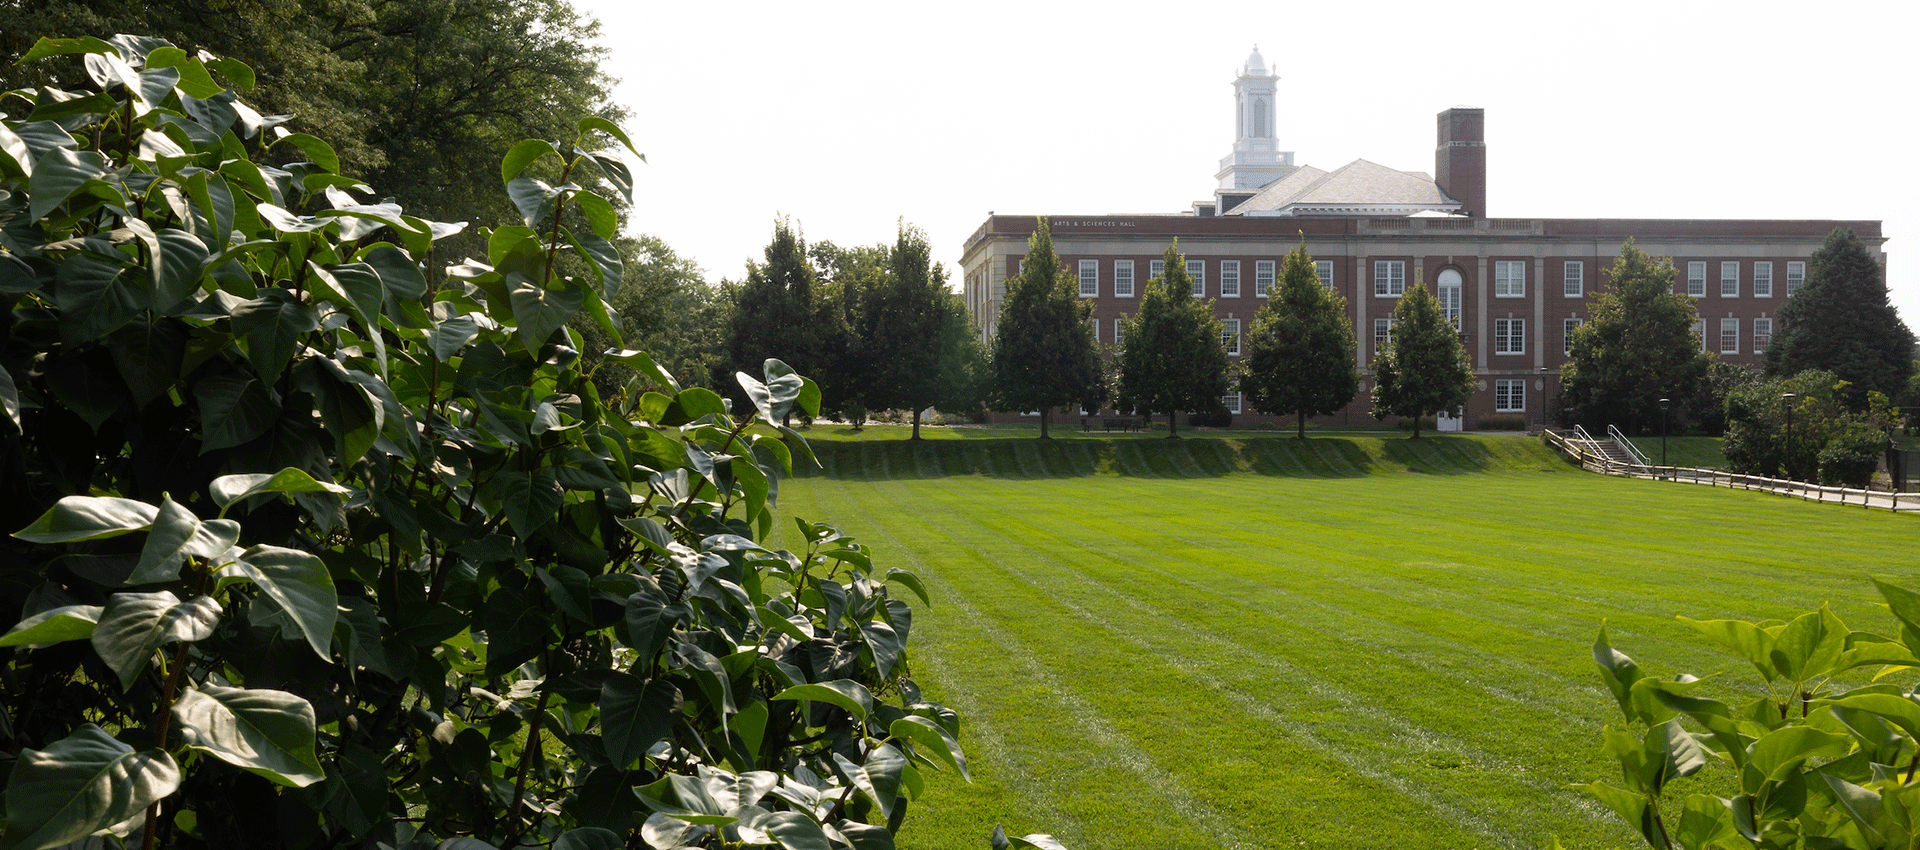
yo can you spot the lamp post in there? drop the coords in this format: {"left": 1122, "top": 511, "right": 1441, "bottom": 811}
{"left": 1659, "top": 398, "right": 1670, "bottom": 475}
{"left": 1782, "top": 392, "right": 1797, "bottom": 480}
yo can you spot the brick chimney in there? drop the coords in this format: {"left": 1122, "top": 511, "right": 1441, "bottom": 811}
{"left": 1435, "top": 108, "right": 1485, "bottom": 218}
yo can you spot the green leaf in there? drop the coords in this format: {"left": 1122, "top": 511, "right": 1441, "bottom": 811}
{"left": 0, "top": 366, "right": 17, "bottom": 433}
{"left": 1591, "top": 623, "right": 1645, "bottom": 718}
{"left": 91, "top": 591, "right": 222, "bottom": 690}
{"left": 14, "top": 496, "right": 159, "bottom": 543}
{"left": 1570, "top": 782, "right": 1661, "bottom": 849}
{"left": 231, "top": 288, "right": 316, "bottom": 379}
{"left": 577, "top": 116, "right": 640, "bottom": 158}
{"left": 2, "top": 723, "right": 179, "bottom": 850}
{"left": 600, "top": 674, "right": 681, "bottom": 768}
{"left": 1770, "top": 605, "right": 1848, "bottom": 683}
{"left": 428, "top": 315, "right": 482, "bottom": 361}
{"left": 763, "top": 811, "right": 832, "bottom": 850}
{"left": 863, "top": 620, "right": 903, "bottom": 680}
{"left": 269, "top": 133, "right": 339, "bottom": 174}
{"left": 216, "top": 545, "right": 337, "bottom": 660}
{"left": 1748, "top": 725, "right": 1852, "bottom": 783}
{"left": 1817, "top": 693, "right": 1920, "bottom": 742}
{"left": 508, "top": 273, "right": 586, "bottom": 350}
{"left": 210, "top": 467, "right": 352, "bottom": 511}
{"left": 131, "top": 493, "right": 241, "bottom": 584}
{"left": 28, "top": 147, "right": 108, "bottom": 223}
{"left": 144, "top": 47, "right": 223, "bottom": 99}
{"left": 862, "top": 743, "right": 906, "bottom": 819}
{"left": 553, "top": 828, "right": 626, "bottom": 850}
{"left": 172, "top": 684, "right": 322, "bottom": 787}
{"left": 19, "top": 36, "right": 118, "bottom": 63}
{"left": 885, "top": 569, "right": 931, "bottom": 608}
{"left": 501, "top": 138, "right": 559, "bottom": 184}
{"left": 889, "top": 716, "right": 969, "bottom": 779}
{"left": 660, "top": 387, "right": 729, "bottom": 427}
{"left": 104, "top": 319, "right": 187, "bottom": 409}
{"left": 150, "top": 227, "right": 208, "bottom": 311}
{"left": 772, "top": 680, "right": 873, "bottom": 722}
{"left": 193, "top": 374, "right": 280, "bottom": 452}
{"left": 0, "top": 605, "right": 104, "bottom": 648}
{"left": 0, "top": 121, "right": 30, "bottom": 179}
{"left": 205, "top": 55, "right": 255, "bottom": 91}
{"left": 493, "top": 468, "right": 563, "bottom": 538}
{"left": 508, "top": 176, "right": 573, "bottom": 227}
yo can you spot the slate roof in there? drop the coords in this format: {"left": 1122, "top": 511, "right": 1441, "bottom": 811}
{"left": 1228, "top": 158, "right": 1460, "bottom": 216}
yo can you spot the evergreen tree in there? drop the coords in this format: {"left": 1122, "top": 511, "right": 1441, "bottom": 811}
{"left": 1242, "top": 239, "right": 1360, "bottom": 438}
{"left": 1561, "top": 239, "right": 1710, "bottom": 432}
{"left": 859, "top": 223, "right": 985, "bottom": 437}
{"left": 1370, "top": 283, "right": 1474, "bottom": 438}
{"left": 1764, "top": 227, "right": 1916, "bottom": 404}
{"left": 1116, "top": 243, "right": 1232, "bottom": 438}
{"left": 722, "top": 219, "right": 851, "bottom": 420}
{"left": 989, "top": 219, "right": 1103, "bottom": 438}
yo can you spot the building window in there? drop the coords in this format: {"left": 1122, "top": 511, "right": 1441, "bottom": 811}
{"left": 1495, "top": 318, "right": 1525, "bottom": 354}
{"left": 1787, "top": 261, "right": 1805, "bottom": 295}
{"left": 1692, "top": 319, "right": 1706, "bottom": 352}
{"left": 1150, "top": 259, "right": 1164, "bottom": 282}
{"left": 1089, "top": 315, "right": 1099, "bottom": 342}
{"left": 1564, "top": 317, "right": 1584, "bottom": 354}
{"left": 1221, "top": 260, "right": 1241, "bottom": 297}
{"left": 1222, "top": 392, "right": 1243, "bottom": 414}
{"left": 1563, "top": 260, "right": 1584, "bottom": 297}
{"left": 1315, "top": 260, "right": 1334, "bottom": 289}
{"left": 1686, "top": 262, "right": 1706, "bottom": 297}
{"left": 1374, "top": 260, "right": 1405, "bottom": 297}
{"left": 1495, "top": 260, "right": 1525, "bottom": 297}
{"left": 1438, "top": 269, "right": 1462, "bottom": 330}
{"left": 1115, "top": 260, "right": 1135, "bottom": 297}
{"left": 1187, "top": 260, "right": 1205, "bottom": 297}
{"left": 1721, "top": 261, "right": 1739, "bottom": 297}
{"left": 1753, "top": 261, "right": 1773, "bottom": 298}
{"left": 1255, "top": 260, "right": 1275, "bottom": 297}
{"left": 1114, "top": 318, "right": 1125, "bottom": 347}
{"left": 1078, "top": 259, "right": 1098, "bottom": 297}
{"left": 1754, "top": 317, "right": 1772, "bottom": 351}
{"left": 1719, "top": 318, "right": 1739, "bottom": 353}
{"left": 1495, "top": 379, "right": 1525, "bottom": 413}
{"left": 1222, "top": 318, "right": 1241, "bottom": 356}
{"left": 1373, "top": 317, "right": 1394, "bottom": 353}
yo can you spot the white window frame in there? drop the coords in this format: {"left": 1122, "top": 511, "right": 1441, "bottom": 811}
{"left": 1494, "top": 260, "right": 1525, "bottom": 298}
{"left": 1495, "top": 379, "right": 1525, "bottom": 413}
{"left": 1222, "top": 318, "right": 1241, "bottom": 356}
{"left": 1373, "top": 317, "right": 1394, "bottom": 353}
{"left": 1719, "top": 317, "right": 1739, "bottom": 354}
{"left": 1374, "top": 260, "right": 1405, "bottom": 297}
{"left": 1220, "top": 260, "right": 1241, "bottom": 297}
{"left": 1150, "top": 259, "right": 1164, "bottom": 283}
{"left": 1078, "top": 259, "right": 1098, "bottom": 298}
{"left": 1753, "top": 261, "right": 1773, "bottom": 298}
{"left": 1721, "top": 261, "right": 1739, "bottom": 297}
{"left": 1187, "top": 259, "right": 1205, "bottom": 297}
{"left": 1089, "top": 315, "right": 1099, "bottom": 342}
{"left": 1563, "top": 260, "right": 1583, "bottom": 297}
{"left": 1495, "top": 318, "right": 1525, "bottom": 354}
{"left": 1692, "top": 319, "right": 1707, "bottom": 352}
{"left": 1315, "top": 260, "right": 1334, "bottom": 289}
{"left": 1115, "top": 259, "right": 1135, "bottom": 298}
{"left": 1113, "top": 318, "right": 1125, "bottom": 347}
{"left": 1787, "top": 261, "right": 1806, "bottom": 295}
{"left": 1754, "top": 317, "right": 1772, "bottom": 352}
{"left": 1221, "top": 392, "right": 1243, "bottom": 415}
{"left": 1563, "top": 317, "right": 1584, "bottom": 355}
{"left": 1255, "top": 260, "right": 1275, "bottom": 297}
{"left": 1439, "top": 273, "right": 1462, "bottom": 330}
{"left": 1686, "top": 262, "right": 1706, "bottom": 298}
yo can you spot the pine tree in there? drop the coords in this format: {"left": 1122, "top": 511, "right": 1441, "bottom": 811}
{"left": 988, "top": 219, "right": 1103, "bottom": 438}
{"left": 1370, "top": 283, "right": 1474, "bottom": 438}
{"left": 722, "top": 218, "right": 851, "bottom": 420}
{"left": 1764, "top": 227, "right": 1915, "bottom": 404}
{"left": 1243, "top": 239, "right": 1359, "bottom": 438}
{"left": 1561, "top": 239, "right": 1709, "bottom": 432}
{"left": 1115, "top": 243, "right": 1232, "bottom": 438}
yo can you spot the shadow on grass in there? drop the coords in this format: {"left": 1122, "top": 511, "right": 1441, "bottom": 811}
{"left": 790, "top": 435, "right": 1515, "bottom": 480}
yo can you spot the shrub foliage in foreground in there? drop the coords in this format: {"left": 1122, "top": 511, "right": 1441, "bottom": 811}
{"left": 0, "top": 35, "right": 976, "bottom": 850}
{"left": 1584, "top": 580, "right": 1920, "bottom": 849}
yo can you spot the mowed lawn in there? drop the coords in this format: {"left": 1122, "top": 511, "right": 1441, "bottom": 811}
{"left": 769, "top": 431, "right": 1920, "bottom": 850}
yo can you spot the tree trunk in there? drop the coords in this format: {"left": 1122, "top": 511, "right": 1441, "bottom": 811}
{"left": 1296, "top": 410, "right": 1307, "bottom": 439}
{"left": 1411, "top": 411, "right": 1422, "bottom": 439}
{"left": 910, "top": 409, "right": 921, "bottom": 440}
{"left": 1166, "top": 410, "right": 1180, "bottom": 439}
{"left": 1039, "top": 409, "right": 1050, "bottom": 439}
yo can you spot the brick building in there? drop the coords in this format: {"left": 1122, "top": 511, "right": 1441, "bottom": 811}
{"left": 959, "top": 48, "right": 1885, "bottom": 430}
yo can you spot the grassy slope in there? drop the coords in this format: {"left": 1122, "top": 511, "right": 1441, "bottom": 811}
{"left": 771, "top": 433, "right": 1917, "bottom": 850}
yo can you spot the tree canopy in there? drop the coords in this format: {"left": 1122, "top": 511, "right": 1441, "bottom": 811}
{"left": 1369, "top": 283, "right": 1474, "bottom": 438}
{"left": 855, "top": 224, "right": 986, "bottom": 437}
{"left": 988, "top": 219, "right": 1103, "bottom": 438}
{"left": 1242, "top": 239, "right": 1359, "bottom": 438}
{"left": 1116, "top": 243, "right": 1232, "bottom": 438}
{"left": 721, "top": 218, "right": 853, "bottom": 418}
{"left": 1560, "top": 239, "right": 1709, "bottom": 433}
{"left": 1764, "top": 227, "right": 1915, "bottom": 404}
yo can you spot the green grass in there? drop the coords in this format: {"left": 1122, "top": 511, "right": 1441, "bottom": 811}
{"left": 769, "top": 434, "right": 1918, "bottom": 850}
{"left": 1618, "top": 435, "right": 1727, "bottom": 469}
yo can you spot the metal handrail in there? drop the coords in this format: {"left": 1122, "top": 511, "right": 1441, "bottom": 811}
{"left": 1606, "top": 424, "right": 1651, "bottom": 467}
{"left": 1541, "top": 429, "right": 1917, "bottom": 513}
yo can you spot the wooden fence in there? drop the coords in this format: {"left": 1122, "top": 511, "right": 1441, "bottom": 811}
{"left": 1541, "top": 431, "right": 1919, "bottom": 513}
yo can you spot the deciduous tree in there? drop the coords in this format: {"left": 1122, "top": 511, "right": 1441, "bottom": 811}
{"left": 1370, "top": 284, "right": 1474, "bottom": 438}
{"left": 722, "top": 218, "right": 853, "bottom": 419}
{"left": 858, "top": 224, "right": 985, "bottom": 437}
{"left": 989, "top": 219, "right": 1103, "bottom": 438}
{"left": 1117, "top": 243, "right": 1232, "bottom": 438}
{"left": 1560, "top": 239, "right": 1710, "bottom": 433}
{"left": 1764, "top": 227, "right": 1916, "bottom": 404}
{"left": 1243, "top": 239, "right": 1359, "bottom": 438}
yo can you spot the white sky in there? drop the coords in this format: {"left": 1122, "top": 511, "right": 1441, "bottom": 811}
{"left": 581, "top": 0, "right": 1920, "bottom": 323}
